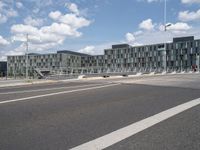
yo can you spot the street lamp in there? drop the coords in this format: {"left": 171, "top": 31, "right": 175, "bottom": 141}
{"left": 196, "top": 53, "right": 200, "bottom": 72}
{"left": 163, "top": 0, "right": 171, "bottom": 73}
{"left": 25, "top": 34, "right": 29, "bottom": 80}
{"left": 165, "top": 23, "right": 172, "bottom": 31}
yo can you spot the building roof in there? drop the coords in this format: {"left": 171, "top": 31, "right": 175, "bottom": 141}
{"left": 173, "top": 36, "right": 194, "bottom": 43}
{"left": 57, "top": 50, "right": 91, "bottom": 56}
{"left": 7, "top": 50, "right": 91, "bottom": 57}
{"left": 112, "top": 44, "right": 130, "bottom": 49}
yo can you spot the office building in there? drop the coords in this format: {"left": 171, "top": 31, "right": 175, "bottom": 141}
{"left": 104, "top": 36, "right": 200, "bottom": 73}
{"left": 7, "top": 51, "right": 90, "bottom": 77}
{"left": 7, "top": 36, "right": 200, "bottom": 78}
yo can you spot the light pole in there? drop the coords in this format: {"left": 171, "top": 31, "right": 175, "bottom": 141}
{"left": 6, "top": 62, "right": 8, "bottom": 80}
{"left": 25, "top": 34, "right": 29, "bottom": 80}
{"left": 196, "top": 53, "right": 199, "bottom": 72}
{"left": 163, "top": 0, "right": 171, "bottom": 73}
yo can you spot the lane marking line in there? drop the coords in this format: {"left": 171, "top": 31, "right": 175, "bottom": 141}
{"left": 0, "top": 83, "right": 108, "bottom": 95}
{"left": 0, "top": 83, "right": 120, "bottom": 105}
{"left": 70, "top": 98, "right": 200, "bottom": 150}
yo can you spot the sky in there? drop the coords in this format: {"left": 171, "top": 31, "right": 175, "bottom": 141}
{"left": 0, "top": 0, "right": 200, "bottom": 60}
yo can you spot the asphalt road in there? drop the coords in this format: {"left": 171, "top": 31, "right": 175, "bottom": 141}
{"left": 0, "top": 75, "right": 200, "bottom": 150}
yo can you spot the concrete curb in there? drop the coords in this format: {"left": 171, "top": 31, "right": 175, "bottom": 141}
{"left": 0, "top": 80, "right": 57, "bottom": 88}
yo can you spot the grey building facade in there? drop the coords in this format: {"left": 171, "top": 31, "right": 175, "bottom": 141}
{"left": 104, "top": 36, "right": 200, "bottom": 73}
{"left": 7, "top": 36, "right": 200, "bottom": 78}
{"left": 7, "top": 51, "right": 91, "bottom": 77}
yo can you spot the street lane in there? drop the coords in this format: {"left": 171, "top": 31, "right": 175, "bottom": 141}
{"left": 99, "top": 73, "right": 200, "bottom": 90}
{"left": 0, "top": 83, "right": 200, "bottom": 150}
{"left": 73, "top": 98, "right": 200, "bottom": 150}
{"left": 106, "top": 105, "right": 200, "bottom": 150}
{"left": 0, "top": 80, "right": 100, "bottom": 92}
{"left": 0, "top": 82, "right": 114, "bottom": 102}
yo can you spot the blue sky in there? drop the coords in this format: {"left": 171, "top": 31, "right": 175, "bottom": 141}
{"left": 0, "top": 0, "right": 200, "bottom": 60}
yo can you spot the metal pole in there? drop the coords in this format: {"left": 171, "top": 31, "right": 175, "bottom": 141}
{"left": 164, "top": 0, "right": 167, "bottom": 73}
{"left": 6, "top": 62, "right": 8, "bottom": 80}
{"left": 196, "top": 54, "right": 199, "bottom": 72}
{"left": 198, "top": 54, "right": 200, "bottom": 72}
{"left": 25, "top": 34, "right": 29, "bottom": 79}
{"left": 164, "top": 0, "right": 167, "bottom": 31}
{"left": 181, "top": 57, "right": 182, "bottom": 72}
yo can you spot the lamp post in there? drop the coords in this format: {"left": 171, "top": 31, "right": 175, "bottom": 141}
{"left": 25, "top": 34, "right": 29, "bottom": 80}
{"left": 196, "top": 53, "right": 199, "bottom": 72}
{"left": 163, "top": 0, "right": 171, "bottom": 73}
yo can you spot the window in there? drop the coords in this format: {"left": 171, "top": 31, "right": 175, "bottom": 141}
{"left": 191, "top": 42, "right": 193, "bottom": 47}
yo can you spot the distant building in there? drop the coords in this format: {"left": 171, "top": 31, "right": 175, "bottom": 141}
{"left": 104, "top": 36, "right": 200, "bottom": 73}
{"left": 7, "top": 50, "right": 104, "bottom": 78}
{"left": 0, "top": 61, "right": 7, "bottom": 77}
{"left": 7, "top": 36, "right": 200, "bottom": 78}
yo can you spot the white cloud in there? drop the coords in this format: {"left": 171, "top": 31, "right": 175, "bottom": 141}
{"left": 137, "top": 0, "right": 159, "bottom": 3}
{"left": 36, "top": 0, "right": 53, "bottom": 7}
{"left": 126, "top": 20, "right": 194, "bottom": 47}
{"left": 179, "top": 9, "right": 200, "bottom": 22}
{"left": 24, "top": 16, "right": 44, "bottom": 27}
{"left": 11, "top": 24, "right": 39, "bottom": 36}
{"left": 181, "top": 0, "right": 200, "bottom": 4}
{"left": 33, "top": 8, "right": 40, "bottom": 14}
{"left": 0, "top": 2, "right": 92, "bottom": 60}
{"left": 0, "top": 1, "right": 6, "bottom": 10}
{"left": 5, "top": 8, "right": 18, "bottom": 17}
{"left": 134, "top": 30, "right": 143, "bottom": 36}
{"left": 66, "top": 3, "right": 79, "bottom": 15}
{"left": 49, "top": 11, "right": 62, "bottom": 20}
{"left": 41, "top": 23, "right": 82, "bottom": 37}
{"left": 159, "top": 22, "right": 192, "bottom": 34}
{"left": 125, "top": 32, "right": 135, "bottom": 43}
{"left": 125, "top": 32, "right": 144, "bottom": 46}
{"left": 49, "top": 2, "right": 91, "bottom": 30}
{"left": 125, "top": 30, "right": 181, "bottom": 46}
{"left": 0, "top": 55, "right": 6, "bottom": 61}
{"left": 0, "top": 1, "right": 18, "bottom": 24}
{"left": 139, "top": 19, "right": 155, "bottom": 31}
{"left": 29, "top": 42, "right": 59, "bottom": 52}
{"left": 60, "top": 14, "right": 91, "bottom": 28}
{"left": 49, "top": 11, "right": 91, "bottom": 29}
{"left": 147, "top": 0, "right": 159, "bottom": 2}
{"left": 0, "top": 35, "right": 9, "bottom": 45}
{"left": 10, "top": 2, "right": 92, "bottom": 56}
{"left": 78, "top": 46, "right": 95, "bottom": 55}
{"left": 78, "top": 42, "right": 119, "bottom": 55}
{"left": 160, "top": 22, "right": 192, "bottom": 33}
{"left": 11, "top": 24, "right": 67, "bottom": 45}
{"left": 16, "top": 2, "right": 23, "bottom": 9}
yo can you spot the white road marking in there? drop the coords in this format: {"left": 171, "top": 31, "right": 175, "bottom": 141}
{"left": 0, "top": 83, "right": 120, "bottom": 105}
{"left": 70, "top": 98, "right": 200, "bottom": 150}
{"left": 0, "top": 83, "right": 107, "bottom": 95}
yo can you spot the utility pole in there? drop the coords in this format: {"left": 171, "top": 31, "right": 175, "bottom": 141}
{"left": 162, "top": 0, "right": 167, "bottom": 73}
{"left": 163, "top": 0, "right": 171, "bottom": 73}
{"left": 164, "top": 0, "right": 167, "bottom": 31}
{"left": 196, "top": 53, "right": 200, "bottom": 72}
{"left": 25, "top": 33, "right": 29, "bottom": 80}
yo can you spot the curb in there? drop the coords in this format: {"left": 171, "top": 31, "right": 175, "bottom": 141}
{"left": 0, "top": 80, "right": 57, "bottom": 88}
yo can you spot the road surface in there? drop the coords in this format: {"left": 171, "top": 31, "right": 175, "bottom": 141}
{"left": 0, "top": 74, "right": 200, "bottom": 150}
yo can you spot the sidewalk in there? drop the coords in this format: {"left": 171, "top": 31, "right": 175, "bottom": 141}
{"left": 0, "top": 79, "right": 57, "bottom": 88}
